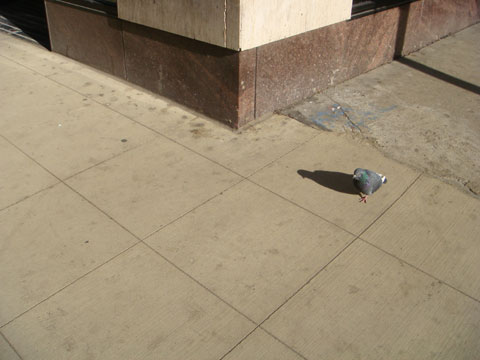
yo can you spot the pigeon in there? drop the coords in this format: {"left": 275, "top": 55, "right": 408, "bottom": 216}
{"left": 352, "top": 168, "right": 387, "bottom": 203}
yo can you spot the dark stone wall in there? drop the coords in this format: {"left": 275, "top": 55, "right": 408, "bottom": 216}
{"left": 254, "top": 0, "right": 480, "bottom": 118}
{"left": 46, "top": 0, "right": 125, "bottom": 78}
{"left": 45, "top": 0, "right": 479, "bottom": 128}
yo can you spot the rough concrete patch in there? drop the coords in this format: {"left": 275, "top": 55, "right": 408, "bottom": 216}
{"left": 279, "top": 93, "right": 367, "bottom": 134}
{"left": 466, "top": 180, "right": 480, "bottom": 195}
{"left": 282, "top": 90, "right": 480, "bottom": 199}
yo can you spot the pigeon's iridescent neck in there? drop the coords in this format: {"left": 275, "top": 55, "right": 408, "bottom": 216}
{"left": 360, "top": 172, "right": 368, "bottom": 183}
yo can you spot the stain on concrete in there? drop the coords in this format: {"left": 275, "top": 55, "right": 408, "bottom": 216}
{"left": 190, "top": 128, "right": 210, "bottom": 139}
{"left": 348, "top": 285, "right": 360, "bottom": 294}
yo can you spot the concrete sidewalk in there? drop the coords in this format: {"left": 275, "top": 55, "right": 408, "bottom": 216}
{"left": 1, "top": 27, "right": 479, "bottom": 360}
{"left": 281, "top": 24, "right": 480, "bottom": 198}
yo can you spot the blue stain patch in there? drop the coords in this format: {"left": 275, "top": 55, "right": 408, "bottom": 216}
{"left": 361, "top": 105, "right": 398, "bottom": 124}
{"left": 378, "top": 105, "right": 398, "bottom": 113}
{"left": 300, "top": 103, "right": 398, "bottom": 132}
{"left": 309, "top": 105, "right": 345, "bottom": 130}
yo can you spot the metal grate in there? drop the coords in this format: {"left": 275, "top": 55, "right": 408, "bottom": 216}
{"left": 352, "top": 0, "right": 418, "bottom": 18}
{"left": 0, "top": 0, "right": 50, "bottom": 48}
{"left": 47, "top": 0, "right": 117, "bottom": 16}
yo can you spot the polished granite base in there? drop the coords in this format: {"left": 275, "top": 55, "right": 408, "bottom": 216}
{"left": 45, "top": 0, "right": 479, "bottom": 128}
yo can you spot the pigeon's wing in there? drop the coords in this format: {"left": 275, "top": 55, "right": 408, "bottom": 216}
{"left": 364, "top": 169, "right": 384, "bottom": 194}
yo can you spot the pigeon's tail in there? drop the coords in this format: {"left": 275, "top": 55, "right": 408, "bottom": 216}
{"left": 381, "top": 175, "right": 387, "bottom": 184}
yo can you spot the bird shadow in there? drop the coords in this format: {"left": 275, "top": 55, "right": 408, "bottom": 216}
{"left": 297, "top": 170, "right": 358, "bottom": 195}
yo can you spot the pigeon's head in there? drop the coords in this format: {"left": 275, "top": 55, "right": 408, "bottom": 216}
{"left": 353, "top": 168, "right": 364, "bottom": 179}
{"left": 353, "top": 168, "right": 369, "bottom": 184}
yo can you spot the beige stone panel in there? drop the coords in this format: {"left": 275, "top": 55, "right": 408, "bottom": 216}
{"left": 363, "top": 175, "right": 480, "bottom": 299}
{"left": 0, "top": 184, "right": 138, "bottom": 326}
{"left": 249, "top": 133, "right": 419, "bottom": 235}
{"left": 224, "top": 328, "right": 303, "bottom": 360}
{"left": 239, "top": 0, "right": 353, "bottom": 50}
{"left": 263, "top": 240, "right": 480, "bottom": 360}
{"left": 226, "top": 0, "right": 241, "bottom": 49}
{"left": 66, "top": 138, "right": 241, "bottom": 239}
{"left": 146, "top": 180, "right": 355, "bottom": 323}
{"left": 118, "top": 0, "right": 228, "bottom": 48}
{"left": 3, "top": 244, "right": 254, "bottom": 360}
{"left": 118, "top": 0, "right": 352, "bottom": 50}
{"left": 0, "top": 137, "right": 58, "bottom": 210}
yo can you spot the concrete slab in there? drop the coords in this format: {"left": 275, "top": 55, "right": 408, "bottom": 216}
{"left": 45, "top": 65, "right": 202, "bottom": 139}
{"left": 66, "top": 138, "right": 241, "bottom": 239}
{"left": 280, "top": 92, "right": 359, "bottom": 132}
{"left": 223, "top": 328, "right": 302, "bottom": 360}
{"left": 0, "top": 137, "right": 58, "bottom": 210}
{"left": 0, "top": 31, "right": 10, "bottom": 41}
{"left": 407, "top": 24, "right": 480, "bottom": 85}
{"left": 145, "top": 180, "right": 355, "bottom": 323}
{"left": 0, "top": 335, "right": 20, "bottom": 360}
{"left": 262, "top": 240, "right": 480, "bottom": 360}
{"left": 0, "top": 77, "right": 158, "bottom": 179}
{"left": 2, "top": 244, "right": 254, "bottom": 360}
{"left": 363, "top": 175, "right": 480, "bottom": 300}
{"left": 280, "top": 24, "right": 480, "bottom": 197}
{"left": 49, "top": 65, "right": 318, "bottom": 177}
{"left": 154, "top": 114, "right": 319, "bottom": 177}
{"left": 325, "top": 59, "right": 480, "bottom": 196}
{"left": 0, "top": 73, "right": 78, "bottom": 118}
{"left": 0, "top": 183, "right": 137, "bottom": 326}
{"left": 250, "top": 132, "right": 420, "bottom": 235}
{"left": 0, "top": 36, "right": 82, "bottom": 76}
{"left": 0, "top": 55, "right": 44, "bottom": 96}
{"left": 47, "top": 66, "right": 172, "bottom": 118}
{"left": 1, "top": 21, "right": 479, "bottom": 360}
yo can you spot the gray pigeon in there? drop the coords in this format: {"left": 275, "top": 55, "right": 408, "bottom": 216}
{"left": 352, "top": 168, "right": 387, "bottom": 203}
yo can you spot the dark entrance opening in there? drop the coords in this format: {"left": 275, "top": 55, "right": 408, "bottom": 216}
{"left": 0, "top": 0, "right": 50, "bottom": 48}
{"left": 0, "top": 0, "right": 118, "bottom": 49}
{"left": 352, "top": 0, "right": 418, "bottom": 19}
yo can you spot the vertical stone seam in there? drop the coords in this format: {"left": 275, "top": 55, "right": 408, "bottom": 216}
{"left": 44, "top": 0, "right": 53, "bottom": 50}
{"left": 224, "top": 0, "right": 227, "bottom": 47}
{"left": 253, "top": 47, "right": 258, "bottom": 119}
{"left": 120, "top": 20, "right": 128, "bottom": 80}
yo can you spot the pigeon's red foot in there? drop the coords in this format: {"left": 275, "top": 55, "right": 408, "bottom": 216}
{"left": 359, "top": 195, "right": 368, "bottom": 203}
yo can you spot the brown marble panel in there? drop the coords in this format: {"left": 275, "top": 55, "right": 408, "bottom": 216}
{"left": 254, "top": 11, "right": 397, "bottom": 119}
{"left": 43, "top": 0, "right": 478, "bottom": 127}
{"left": 237, "top": 48, "right": 256, "bottom": 127}
{"left": 401, "top": 0, "right": 480, "bottom": 55}
{"left": 45, "top": 0, "right": 126, "bottom": 78}
{"left": 254, "top": 0, "right": 479, "bottom": 119}
{"left": 122, "top": 22, "right": 256, "bottom": 128}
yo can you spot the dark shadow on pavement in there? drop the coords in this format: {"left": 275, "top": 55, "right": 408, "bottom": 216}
{"left": 392, "top": 2, "right": 480, "bottom": 96}
{"left": 394, "top": 2, "right": 410, "bottom": 58}
{"left": 298, "top": 170, "right": 358, "bottom": 195}
{"left": 397, "top": 57, "right": 480, "bottom": 95}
